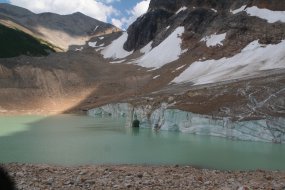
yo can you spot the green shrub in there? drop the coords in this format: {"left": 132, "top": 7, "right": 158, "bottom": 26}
{"left": 0, "top": 24, "right": 55, "bottom": 58}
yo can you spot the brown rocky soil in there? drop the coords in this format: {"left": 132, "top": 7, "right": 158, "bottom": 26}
{"left": 0, "top": 48, "right": 284, "bottom": 121}
{"left": 3, "top": 163, "right": 285, "bottom": 190}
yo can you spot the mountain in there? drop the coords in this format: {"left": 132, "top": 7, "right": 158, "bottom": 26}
{"left": 0, "top": 3, "right": 120, "bottom": 51}
{"left": 0, "top": 0, "right": 284, "bottom": 142}
{"left": 92, "top": 0, "right": 285, "bottom": 118}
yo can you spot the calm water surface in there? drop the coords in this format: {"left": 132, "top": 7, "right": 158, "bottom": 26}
{"left": 0, "top": 114, "right": 284, "bottom": 170}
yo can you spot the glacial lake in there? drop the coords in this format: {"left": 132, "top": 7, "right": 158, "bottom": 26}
{"left": 0, "top": 114, "right": 284, "bottom": 170}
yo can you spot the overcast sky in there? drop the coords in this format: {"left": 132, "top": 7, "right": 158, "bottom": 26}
{"left": 0, "top": 0, "right": 150, "bottom": 30}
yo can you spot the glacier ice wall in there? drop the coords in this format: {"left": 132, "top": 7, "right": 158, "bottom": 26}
{"left": 87, "top": 103, "right": 285, "bottom": 143}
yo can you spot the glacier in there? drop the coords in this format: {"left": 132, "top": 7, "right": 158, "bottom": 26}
{"left": 87, "top": 103, "right": 285, "bottom": 143}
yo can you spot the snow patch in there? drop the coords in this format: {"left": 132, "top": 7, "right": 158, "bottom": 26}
{"left": 231, "top": 6, "right": 285, "bottom": 23}
{"left": 93, "top": 26, "right": 99, "bottom": 31}
{"left": 75, "top": 47, "right": 83, "bottom": 51}
{"left": 99, "top": 37, "right": 105, "bottom": 40}
{"left": 101, "top": 33, "right": 133, "bottom": 59}
{"left": 176, "top": 6, "right": 187, "bottom": 14}
{"left": 176, "top": 64, "right": 187, "bottom": 71}
{"left": 140, "top": 41, "right": 152, "bottom": 54}
{"left": 230, "top": 5, "right": 246, "bottom": 14}
{"left": 110, "top": 59, "right": 126, "bottom": 64}
{"left": 88, "top": 41, "right": 97, "bottom": 47}
{"left": 166, "top": 26, "right": 170, "bottom": 30}
{"left": 172, "top": 64, "right": 187, "bottom": 73}
{"left": 153, "top": 75, "right": 160, "bottom": 79}
{"left": 246, "top": 6, "right": 285, "bottom": 23}
{"left": 136, "top": 26, "right": 185, "bottom": 69}
{"left": 88, "top": 41, "right": 104, "bottom": 48}
{"left": 201, "top": 33, "right": 227, "bottom": 47}
{"left": 172, "top": 40, "right": 285, "bottom": 85}
{"left": 181, "top": 49, "right": 188, "bottom": 54}
{"left": 211, "top": 8, "right": 218, "bottom": 13}
{"left": 95, "top": 47, "right": 104, "bottom": 52}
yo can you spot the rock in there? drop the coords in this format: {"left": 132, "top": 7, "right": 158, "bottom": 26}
{"left": 44, "top": 177, "right": 54, "bottom": 185}
{"left": 16, "top": 172, "right": 24, "bottom": 177}
{"left": 143, "top": 180, "right": 151, "bottom": 185}
{"left": 143, "top": 172, "right": 150, "bottom": 177}
{"left": 238, "top": 186, "right": 250, "bottom": 190}
{"left": 79, "top": 170, "right": 87, "bottom": 175}
{"left": 75, "top": 176, "right": 81, "bottom": 184}
{"left": 85, "top": 179, "right": 96, "bottom": 185}
{"left": 265, "top": 175, "right": 273, "bottom": 180}
{"left": 124, "top": 183, "right": 132, "bottom": 188}
{"left": 227, "top": 178, "right": 235, "bottom": 183}
{"left": 197, "top": 176, "right": 203, "bottom": 182}
{"left": 125, "top": 176, "right": 133, "bottom": 180}
{"left": 64, "top": 180, "right": 73, "bottom": 185}
{"left": 113, "top": 184, "right": 120, "bottom": 188}
{"left": 204, "top": 181, "right": 211, "bottom": 185}
{"left": 137, "top": 173, "right": 143, "bottom": 178}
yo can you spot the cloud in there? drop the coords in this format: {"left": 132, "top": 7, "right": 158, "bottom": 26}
{"left": 112, "top": 0, "right": 150, "bottom": 30}
{"left": 111, "top": 18, "right": 124, "bottom": 29}
{"left": 98, "top": 0, "right": 121, "bottom": 4}
{"left": 9, "top": 0, "right": 118, "bottom": 22}
{"left": 131, "top": 0, "right": 150, "bottom": 17}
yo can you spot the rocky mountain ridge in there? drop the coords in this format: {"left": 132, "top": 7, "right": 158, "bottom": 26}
{"left": 125, "top": 0, "right": 285, "bottom": 52}
{"left": 148, "top": 0, "right": 285, "bottom": 12}
{"left": 0, "top": 3, "right": 120, "bottom": 51}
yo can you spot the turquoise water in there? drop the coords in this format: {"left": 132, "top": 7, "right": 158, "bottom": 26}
{"left": 0, "top": 114, "right": 284, "bottom": 170}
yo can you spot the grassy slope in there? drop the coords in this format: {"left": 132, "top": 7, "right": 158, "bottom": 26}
{"left": 0, "top": 23, "right": 55, "bottom": 58}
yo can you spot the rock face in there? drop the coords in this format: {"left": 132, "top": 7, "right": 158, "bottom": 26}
{"left": 0, "top": 3, "right": 120, "bottom": 50}
{"left": 123, "top": 9, "right": 172, "bottom": 51}
{"left": 148, "top": 0, "right": 285, "bottom": 12}
{"left": 125, "top": 0, "right": 285, "bottom": 53}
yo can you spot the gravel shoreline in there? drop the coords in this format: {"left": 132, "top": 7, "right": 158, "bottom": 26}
{"left": 2, "top": 163, "right": 285, "bottom": 190}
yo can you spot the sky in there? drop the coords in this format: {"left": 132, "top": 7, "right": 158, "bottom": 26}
{"left": 0, "top": 0, "right": 150, "bottom": 30}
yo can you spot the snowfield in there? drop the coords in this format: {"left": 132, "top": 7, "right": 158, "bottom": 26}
{"left": 200, "top": 33, "right": 227, "bottom": 47}
{"left": 100, "top": 26, "right": 186, "bottom": 69}
{"left": 231, "top": 6, "right": 285, "bottom": 23}
{"left": 101, "top": 32, "right": 133, "bottom": 59}
{"left": 140, "top": 41, "right": 153, "bottom": 54}
{"left": 172, "top": 40, "right": 285, "bottom": 85}
{"left": 136, "top": 26, "right": 185, "bottom": 69}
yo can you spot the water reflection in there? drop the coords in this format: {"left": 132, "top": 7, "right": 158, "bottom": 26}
{"left": 131, "top": 127, "right": 140, "bottom": 136}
